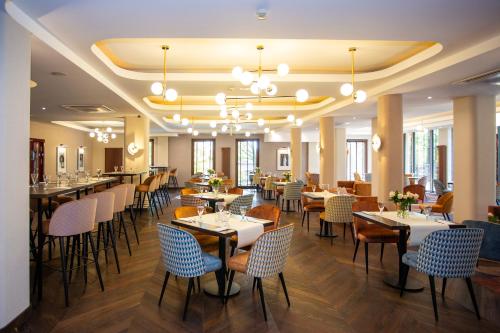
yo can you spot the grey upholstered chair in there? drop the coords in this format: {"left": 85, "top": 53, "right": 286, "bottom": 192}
{"left": 229, "top": 193, "right": 254, "bottom": 214}
{"left": 281, "top": 182, "right": 303, "bottom": 212}
{"left": 320, "top": 195, "right": 356, "bottom": 245}
{"left": 433, "top": 179, "right": 450, "bottom": 196}
{"left": 400, "top": 228, "right": 484, "bottom": 321}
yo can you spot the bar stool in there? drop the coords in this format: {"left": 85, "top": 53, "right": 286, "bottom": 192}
{"left": 85, "top": 191, "right": 120, "bottom": 273}
{"left": 124, "top": 183, "right": 140, "bottom": 245}
{"left": 105, "top": 184, "right": 132, "bottom": 256}
{"left": 135, "top": 175, "right": 160, "bottom": 219}
{"left": 168, "top": 168, "right": 178, "bottom": 188}
{"left": 158, "top": 172, "right": 171, "bottom": 206}
{"left": 43, "top": 198, "right": 104, "bottom": 306}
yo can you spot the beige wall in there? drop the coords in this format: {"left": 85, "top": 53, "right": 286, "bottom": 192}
{"left": 30, "top": 121, "right": 93, "bottom": 176}
{"left": 151, "top": 136, "right": 169, "bottom": 166}
{"left": 124, "top": 116, "right": 149, "bottom": 172}
{"left": 91, "top": 134, "right": 124, "bottom": 173}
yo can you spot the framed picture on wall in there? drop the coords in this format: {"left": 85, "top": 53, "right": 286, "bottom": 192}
{"left": 276, "top": 147, "right": 290, "bottom": 171}
{"left": 77, "top": 147, "right": 85, "bottom": 171}
{"left": 56, "top": 145, "right": 67, "bottom": 174}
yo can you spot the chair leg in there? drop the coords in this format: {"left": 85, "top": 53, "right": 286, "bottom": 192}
{"left": 225, "top": 270, "right": 235, "bottom": 303}
{"left": 197, "top": 276, "right": 201, "bottom": 293}
{"left": 400, "top": 264, "right": 410, "bottom": 297}
{"left": 158, "top": 271, "right": 170, "bottom": 306}
{"left": 88, "top": 231, "right": 104, "bottom": 291}
{"left": 119, "top": 213, "right": 132, "bottom": 256}
{"left": 319, "top": 219, "right": 323, "bottom": 237}
{"left": 256, "top": 278, "right": 268, "bottom": 321}
{"left": 252, "top": 277, "right": 257, "bottom": 292}
{"left": 278, "top": 272, "right": 291, "bottom": 307}
{"left": 229, "top": 244, "right": 236, "bottom": 257}
{"left": 380, "top": 243, "right": 385, "bottom": 262}
{"left": 349, "top": 223, "right": 355, "bottom": 245}
{"left": 364, "top": 242, "right": 369, "bottom": 274}
{"left": 130, "top": 208, "right": 140, "bottom": 245}
{"left": 301, "top": 211, "right": 306, "bottom": 227}
{"left": 442, "top": 278, "right": 447, "bottom": 297}
{"left": 465, "top": 278, "right": 481, "bottom": 320}
{"left": 182, "top": 278, "right": 194, "bottom": 321}
{"left": 307, "top": 212, "right": 310, "bottom": 232}
{"left": 68, "top": 235, "right": 77, "bottom": 283}
{"left": 83, "top": 232, "right": 88, "bottom": 285}
{"left": 353, "top": 239, "right": 360, "bottom": 262}
{"left": 58, "top": 237, "right": 69, "bottom": 307}
{"left": 108, "top": 221, "right": 121, "bottom": 273}
{"left": 429, "top": 275, "right": 439, "bottom": 321}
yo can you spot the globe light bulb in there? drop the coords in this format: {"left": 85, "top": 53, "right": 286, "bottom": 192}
{"left": 240, "top": 71, "right": 253, "bottom": 86}
{"left": 295, "top": 118, "right": 303, "bottom": 126}
{"left": 173, "top": 113, "right": 181, "bottom": 122}
{"left": 246, "top": 112, "right": 253, "bottom": 120}
{"left": 97, "top": 136, "right": 103, "bottom": 142}
{"left": 181, "top": 118, "right": 189, "bottom": 126}
{"left": 235, "top": 124, "right": 242, "bottom": 131}
{"left": 221, "top": 125, "right": 228, "bottom": 132}
{"left": 103, "top": 138, "right": 109, "bottom": 144}
{"left": 215, "top": 92, "right": 226, "bottom": 105}
{"left": 245, "top": 102, "right": 253, "bottom": 110}
{"left": 257, "top": 75, "right": 270, "bottom": 89}
{"left": 165, "top": 88, "right": 178, "bottom": 102}
{"left": 187, "top": 127, "right": 193, "bottom": 133}
{"left": 340, "top": 83, "right": 353, "bottom": 96}
{"left": 150, "top": 82, "right": 163, "bottom": 95}
{"left": 287, "top": 114, "right": 295, "bottom": 122}
{"left": 354, "top": 90, "right": 367, "bottom": 103}
{"left": 89, "top": 132, "right": 95, "bottom": 138}
{"left": 106, "top": 127, "right": 112, "bottom": 133}
{"left": 94, "top": 128, "right": 99, "bottom": 132}
{"left": 231, "top": 109, "right": 240, "bottom": 119}
{"left": 97, "top": 132, "right": 103, "bottom": 137}
{"left": 220, "top": 108, "right": 228, "bottom": 118}
{"left": 257, "top": 118, "right": 265, "bottom": 127}
{"left": 295, "top": 89, "right": 309, "bottom": 102}
{"left": 193, "top": 130, "right": 199, "bottom": 136}
{"left": 277, "top": 63, "right": 289, "bottom": 76}
{"left": 250, "top": 82, "right": 260, "bottom": 95}
{"left": 245, "top": 131, "right": 251, "bottom": 137}
{"left": 211, "top": 131, "right": 217, "bottom": 137}
{"left": 210, "top": 120, "right": 217, "bottom": 128}
{"left": 232, "top": 66, "right": 243, "bottom": 79}
{"left": 266, "top": 84, "right": 277, "bottom": 96}
{"left": 264, "top": 127, "right": 270, "bottom": 133}
{"left": 111, "top": 133, "right": 117, "bottom": 139}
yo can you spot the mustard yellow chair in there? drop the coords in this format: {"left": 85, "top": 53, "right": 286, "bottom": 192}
{"left": 419, "top": 192, "right": 453, "bottom": 220}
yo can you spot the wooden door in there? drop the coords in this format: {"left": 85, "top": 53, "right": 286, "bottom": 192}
{"left": 221, "top": 147, "right": 231, "bottom": 178}
{"left": 29, "top": 138, "right": 45, "bottom": 183}
{"left": 437, "top": 145, "right": 447, "bottom": 184}
{"left": 105, "top": 148, "right": 123, "bottom": 172}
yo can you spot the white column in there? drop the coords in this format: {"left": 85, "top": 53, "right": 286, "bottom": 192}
{"left": 334, "top": 127, "right": 346, "bottom": 184}
{"left": 0, "top": 11, "right": 30, "bottom": 328}
{"left": 377, "top": 95, "right": 403, "bottom": 206}
{"left": 290, "top": 127, "right": 302, "bottom": 181}
{"left": 453, "top": 96, "right": 496, "bottom": 222}
{"left": 124, "top": 115, "right": 150, "bottom": 178}
{"left": 319, "top": 117, "right": 335, "bottom": 188}
{"left": 371, "top": 118, "right": 379, "bottom": 197}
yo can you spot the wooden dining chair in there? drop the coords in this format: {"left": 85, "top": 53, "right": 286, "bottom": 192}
{"left": 180, "top": 188, "right": 198, "bottom": 195}
{"left": 227, "top": 187, "right": 243, "bottom": 195}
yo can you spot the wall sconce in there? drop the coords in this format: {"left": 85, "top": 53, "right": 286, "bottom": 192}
{"left": 371, "top": 134, "right": 382, "bottom": 152}
{"left": 127, "top": 142, "right": 139, "bottom": 156}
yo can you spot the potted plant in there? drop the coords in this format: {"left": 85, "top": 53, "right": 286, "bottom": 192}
{"left": 208, "top": 177, "right": 223, "bottom": 195}
{"left": 389, "top": 190, "right": 419, "bottom": 218}
{"left": 283, "top": 171, "right": 292, "bottom": 182}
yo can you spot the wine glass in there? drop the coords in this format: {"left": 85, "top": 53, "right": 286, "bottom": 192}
{"left": 224, "top": 185, "right": 229, "bottom": 195}
{"left": 97, "top": 169, "right": 102, "bottom": 179}
{"left": 43, "top": 174, "right": 48, "bottom": 189}
{"left": 120, "top": 165, "right": 124, "bottom": 172}
{"left": 240, "top": 205, "right": 248, "bottom": 221}
{"left": 378, "top": 202, "right": 385, "bottom": 215}
{"left": 312, "top": 185, "right": 316, "bottom": 193}
{"left": 424, "top": 206, "right": 432, "bottom": 220}
{"left": 196, "top": 205, "right": 205, "bottom": 222}
{"left": 30, "top": 173, "right": 38, "bottom": 187}
{"left": 114, "top": 166, "right": 118, "bottom": 172}
{"left": 216, "top": 202, "right": 225, "bottom": 213}
{"left": 85, "top": 171, "right": 90, "bottom": 182}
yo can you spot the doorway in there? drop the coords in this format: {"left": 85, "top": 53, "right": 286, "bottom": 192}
{"left": 236, "top": 139, "right": 259, "bottom": 187}
{"left": 105, "top": 148, "right": 124, "bottom": 172}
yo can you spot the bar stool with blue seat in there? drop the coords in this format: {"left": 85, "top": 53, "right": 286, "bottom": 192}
{"left": 157, "top": 223, "right": 224, "bottom": 320}
{"left": 400, "top": 228, "right": 484, "bottom": 321}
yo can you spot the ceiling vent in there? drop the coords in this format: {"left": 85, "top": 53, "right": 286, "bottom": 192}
{"left": 60, "top": 104, "right": 116, "bottom": 114}
{"left": 452, "top": 68, "right": 500, "bottom": 85}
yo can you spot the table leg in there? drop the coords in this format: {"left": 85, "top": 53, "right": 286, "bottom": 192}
{"left": 76, "top": 190, "right": 80, "bottom": 200}
{"left": 204, "top": 237, "right": 240, "bottom": 297}
{"left": 131, "top": 175, "right": 133, "bottom": 184}
{"left": 36, "top": 198, "right": 43, "bottom": 301}
{"left": 315, "top": 221, "right": 338, "bottom": 238}
{"left": 140, "top": 174, "right": 143, "bottom": 183}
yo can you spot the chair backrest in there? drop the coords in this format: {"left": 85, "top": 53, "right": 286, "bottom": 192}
{"left": 324, "top": 195, "right": 355, "bottom": 223}
{"left": 223, "top": 178, "right": 235, "bottom": 187}
{"left": 416, "top": 228, "right": 484, "bottom": 278}
{"left": 159, "top": 172, "right": 168, "bottom": 186}
{"left": 169, "top": 168, "right": 177, "bottom": 176}
{"left": 180, "top": 194, "right": 205, "bottom": 207}
{"left": 403, "top": 184, "right": 425, "bottom": 202}
{"left": 417, "top": 176, "right": 427, "bottom": 187}
{"left": 105, "top": 184, "right": 128, "bottom": 213}
{"left": 263, "top": 177, "right": 275, "bottom": 190}
{"left": 252, "top": 172, "right": 261, "bottom": 185}
{"left": 353, "top": 172, "right": 362, "bottom": 181}
{"left": 355, "top": 196, "right": 378, "bottom": 203}
{"left": 216, "top": 171, "right": 225, "bottom": 177}
{"left": 433, "top": 179, "right": 446, "bottom": 195}
{"left": 157, "top": 223, "right": 205, "bottom": 278}
{"left": 48, "top": 198, "right": 97, "bottom": 237}
{"left": 463, "top": 220, "right": 500, "bottom": 262}
{"left": 337, "top": 180, "right": 355, "bottom": 189}
{"left": 84, "top": 192, "right": 114, "bottom": 224}
{"left": 283, "top": 182, "right": 303, "bottom": 200}
{"left": 436, "top": 191, "right": 453, "bottom": 213}
{"left": 174, "top": 206, "right": 199, "bottom": 219}
{"left": 354, "top": 182, "right": 371, "bottom": 196}
{"left": 181, "top": 188, "right": 198, "bottom": 195}
{"left": 124, "top": 183, "right": 136, "bottom": 206}
{"left": 227, "top": 187, "right": 243, "bottom": 195}
{"left": 142, "top": 175, "right": 156, "bottom": 186}
{"left": 247, "top": 205, "right": 281, "bottom": 231}
{"left": 229, "top": 193, "right": 254, "bottom": 214}
{"left": 247, "top": 224, "right": 294, "bottom": 278}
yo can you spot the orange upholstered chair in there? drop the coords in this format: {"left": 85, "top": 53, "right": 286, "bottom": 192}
{"left": 301, "top": 186, "right": 324, "bottom": 232}
{"left": 419, "top": 191, "right": 453, "bottom": 220}
{"left": 173, "top": 206, "right": 219, "bottom": 252}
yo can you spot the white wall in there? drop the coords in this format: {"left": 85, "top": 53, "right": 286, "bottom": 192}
{"left": 308, "top": 142, "right": 320, "bottom": 173}
{"left": 0, "top": 11, "right": 30, "bottom": 328}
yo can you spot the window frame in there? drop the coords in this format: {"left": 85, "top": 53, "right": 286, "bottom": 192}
{"left": 191, "top": 139, "right": 216, "bottom": 175}
{"left": 346, "top": 139, "right": 368, "bottom": 179}
{"left": 235, "top": 138, "right": 260, "bottom": 187}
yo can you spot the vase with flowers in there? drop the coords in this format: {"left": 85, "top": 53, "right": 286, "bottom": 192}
{"left": 208, "top": 177, "right": 223, "bottom": 195}
{"left": 389, "top": 190, "right": 419, "bottom": 218}
{"left": 283, "top": 171, "right": 292, "bottom": 182}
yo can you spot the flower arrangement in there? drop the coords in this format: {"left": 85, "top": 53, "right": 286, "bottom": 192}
{"left": 208, "top": 177, "right": 223, "bottom": 188}
{"left": 283, "top": 171, "right": 292, "bottom": 182}
{"left": 254, "top": 167, "right": 261, "bottom": 174}
{"left": 488, "top": 212, "right": 499, "bottom": 224}
{"left": 207, "top": 168, "right": 215, "bottom": 175}
{"left": 389, "top": 190, "right": 419, "bottom": 218}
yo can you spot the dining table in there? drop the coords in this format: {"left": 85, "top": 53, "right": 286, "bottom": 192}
{"left": 190, "top": 192, "right": 241, "bottom": 210}
{"left": 102, "top": 171, "right": 146, "bottom": 184}
{"left": 30, "top": 176, "right": 117, "bottom": 301}
{"left": 171, "top": 213, "right": 273, "bottom": 297}
{"left": 352, "top": 211, "right": 465, "bottom": 292}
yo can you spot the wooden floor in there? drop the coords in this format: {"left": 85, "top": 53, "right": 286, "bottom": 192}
{"left": 15, "top": 190, "right": 500, "bottom": 333}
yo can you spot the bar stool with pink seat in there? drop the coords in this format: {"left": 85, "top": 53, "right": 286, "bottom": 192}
{"left": 45, "top": 198, "right": 104, "bottom": 306}
{"left": 85, "top": 191, "right": 121, "bottom": 273}
{"left": 124, "top": 183, "right": 140, "bottom": 244}
{"left": 105, "top": 184, "right": 133, "bottom": 256}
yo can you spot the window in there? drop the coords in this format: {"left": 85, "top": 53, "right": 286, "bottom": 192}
{"left": 192, "top": 139, "right": 215, "bottom": 175}
{"left": 149, "top": 139, "right": 154, "bottom": 166}
{"left": 403, "top": 132, "right": 415, "bottom": 174}
{"left": 346, "top": 139, "right": 367, "bottom": 180}
{"left": 236, "top": 139, "right": 259, "bottom": 187}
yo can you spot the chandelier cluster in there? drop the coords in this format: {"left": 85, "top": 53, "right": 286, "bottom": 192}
{"left": 89, "top": 127, "right": 117, "bottom": 144}
{"left": 150, "top": 45, "right": 178, "bottom": 102}
{"left": 339, "top": 47, "right": 367, "bottom": 103}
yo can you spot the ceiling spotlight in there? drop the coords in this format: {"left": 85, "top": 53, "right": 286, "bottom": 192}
{"left": 427, "top": 96, "right": 433, "bottom": 100}
{"left": 287, "top": 114, "right": 295, "bottom": 122}
{"left": 235, "top": 124, "right": 242, "bottom": 131}
{"left": 215, "top": 92, "right": 226, "bottom": 105}
{"left": 187, "top": 127, "right": 193, "bottom": 133}
{"left": 151, "top": 81, "right": 163, "bottom": 95}
{"left": 264, "top": 127, "right": 270, "bottom": 133}
{"left": 246, "top": 112, "right": 253, "bottom": 120}
{"left": 221, "top": 125, "right": 228, "bottom": 132}
{"left": 89, "top": 132, "right": 95, "bottom": 138}
{"left": 193, "top": 130, "right": 199, "bottom": 136}
{"left": 231, "top": 109, "right": 240, "bottom": 119}
{"left": 232, "top": 66, "right": 243, "bottom": 79}
{"left": 295, "top": 118, "right": 303, "bottom": 126}
{"left": 266, "top": 84, "right": 277, "bottom": 96}
{"left": 106, "top": 127, "right": 112, "bottom": 133}
{"left": 211, "top": 131, "right": 217, "bottom": 137}
{"left": 173, "top": 113, "right": 181, "bottom": 122}
{"left": 354, "top": 90, "right": 367, "bottom": 103}
{"left": 111, "top": 133, "right": 117, "bottom": 139}
{"left": 277, "top": 63, "right": 289, "bottom": 76}
{"left": 256, "top": 8, "right": 267, "bottom": 20}
{"left": 257, "top": 118, "right": 265, "bottom": 127}
{"left": 240, "top": 71, "right": 253, "bottom": 86}
{"left": 245, "top": 102, "right": 253, "bottom": 110}
{"left": 210, "top": 120, "right": 217, "bottom": 128}
{"left": 245, "top": 131, "right": 251, "bottom": 137}
{"left": 41, "top": 107, "right": 46, "bottom": 110}
{"left": 296, "top": 89, "right": 309, "bottom": 102}
{"left": 181, "top": 118, "right": 189, "bottom": 126}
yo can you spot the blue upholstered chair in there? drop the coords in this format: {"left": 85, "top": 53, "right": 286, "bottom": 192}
{"left": 157, "top": 223, "right": 224, "bottom": 320}
{"left": 229, "top": 193, "right": 254, "bottom": 215}
{"left": 463, "top": 220, "right": 500, "bottom": 262}
{"left": 400, "top": 228, "right": 484, "bottom": 321}
{"left": 226, "top": 224, "right": 294, "bottom": 321}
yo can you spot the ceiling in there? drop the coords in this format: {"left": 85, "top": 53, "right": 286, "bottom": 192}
{"left": 12, "top": 0, "right": 500, "bottom": 135}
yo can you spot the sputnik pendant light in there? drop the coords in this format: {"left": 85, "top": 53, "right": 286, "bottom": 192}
{"left": 151, "top": 45, "right": 178, "bottom": 102}
{"left": 340, "top": 47, "right": 367, "bottom": 104}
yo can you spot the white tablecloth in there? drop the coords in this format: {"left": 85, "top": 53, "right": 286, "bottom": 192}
{"left": 378, "top": 211, "right": 450, "bottom": 246}
{"left": 180, "top": 213, "right": 265, "bottom": 248}
{"left": 192, "top": 192, "right": 240, "bottom": 204}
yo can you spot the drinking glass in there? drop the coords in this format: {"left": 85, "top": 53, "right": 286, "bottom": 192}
{"left": 240, "top": 205, "right": 248, "bottom": 221}
{"left": 312, "top": 185, "right": 316, "bottom": 193}
{"left": 114, "top": 166, "right": 118, "bottom": 172}
{"left": 216, "top": 202, "right": 225, "bottom": 213}
{"left": 224, "top": 185, "right": 229, "bottom": 195}
{"left": 85, "top": 171, "right": 90, "bottom": 182}
{"left": 196, "top": 205, "right": 205, "bottom": 222}
{"left": 30, "top": 173, "right": 38, "bottom": 187}
{"left": 378, "top": 202, "right": 385, "bottom": 215}
{"left": 120, "top": 165, "right": 124, "bottom": 172}
{"left": 223, "top": 210, "right": 231, "bottom": 227}
{"left": 424, "top": 206, "right": 432, "bottom": 220}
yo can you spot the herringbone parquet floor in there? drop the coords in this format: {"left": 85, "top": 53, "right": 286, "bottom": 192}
{"left": 16, "top": 190, "right": 499, "bottom": 333}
